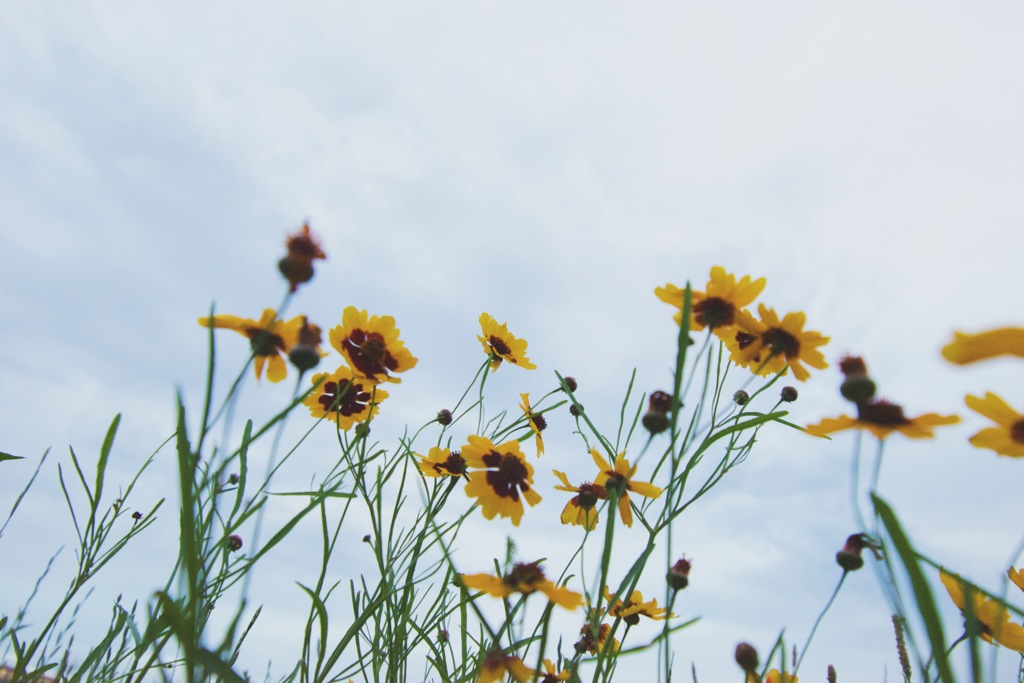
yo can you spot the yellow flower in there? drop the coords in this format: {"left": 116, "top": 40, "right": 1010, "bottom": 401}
{"left": 460, "top": 560, "right": 583, "bottom": 610}
{"left": 590, "top": 449, "right": 662, "bottom": 528}
{"left": 723, "top": 305, "right": 829, "bottom": 381}
{"left": 553, "top": 471, "right": 606, "bottom": 531}
{"left": 416, "top": 447, "right": 468, "bottom": 478}
{"left": 964, "top": 393, "right": 1024, "bottom": 458}
{"left": 574, "top": 611, "right": 619, "bottom": 656}
{"left": 756, "top": 671, "right": 797, "bottom": 683}
{"left": 538, "top": 659, "right": 571, "bottom": 683}
{"left": 940, "top": 570, "right": 1024, "bottom": 652}
{"left": 519, "top": 393, "right": 546, "bottom": 456}
{"left": 655, "top": 266, "right": 766, "bottom": 333}
{"left": 477, "top": 649, "right": 533, "bottom": 683}
{"left": 302, "top": 365, "right": 388, "bottom": 430}
{"left": 462, "top": 436, "right": 541, "bottom": 525}
{"left": 198, "top": 309, "right": 303, "bottom": 382}
{"left": 604, "top": 587, "right": 673, "bottom": 624}
{"left": 942, "top": 327, "right": 1024, "bottom": 365}
{"left": 1009, "top": 567, "right": 1024, "bottom": 594}
{"left": 328, "top": 306, "right": 417, "bottom": 383}
{"left": 478, "top": 313, "right": 536, "bottom": 371}
{"left": 806, "top": 399, "right": 959, "bottom": 440}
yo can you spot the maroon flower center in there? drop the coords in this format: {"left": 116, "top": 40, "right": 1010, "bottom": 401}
{"left": 762, "top": 327, "right": 801, "bottom": 359}
{"left": 857, "top": 399, "right": 910, "bottom": 426}
{"left": 1011, "top": 419, "right": 1024, "bottom": 444}
{"left": 530, "top": 413, "right": 547, "bottom": 432}
{"left": 505, "top": 561, "right": 545, "bottom": 592}
{"left": 735, "top": 331, "right": 757, "bottom": 351}
{"left": 483, "top": 452, "right": 530, "bottom": 501}
{"left": 437, "top": 450, "right": 467, "bottom": 476}
{"left": 318, "top": 379, "right": 372, "bottom": 417}
{"left": 489, "top": 335, "right": 512, "bottom": 358}
{"left": 344, "top": 329, "right": 398, "bottom": 378}
{"left": 693, "top": 297, "right": 735, "bottom": 328}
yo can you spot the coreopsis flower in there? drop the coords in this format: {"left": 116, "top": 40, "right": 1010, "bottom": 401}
{"left": 460, "top": 560, "right": 583, "bottom": 610}
{"left": 478, "top": 313, "right": 536, "bottom": 371}
{"left": 1009, "top": 567, "right": 1024, "bottom": 594}
{"left": 805, "top": 399, "right": 959, "bottom": 440}
{"left": 416, "top": 447, "right": 467, "bottom": 478}
{"left": 964, "top": 393, "right": 1024, "bottom": 458}
{"left": 574, "top": 612, "right": 619, "bottom": 655}
{"left": 279, "top": 222, "right": 327, "bottom": 292}
{"left": 288, "top": 316, "right": 326, "bottom": 373}
{"left": 940, "top": 570, "right": 1024, "bottom": 651}
{"left": 590, "top": 449, "right": 662, "bottom": 528}
{"left": 303, "top": 365, "right": 388, "bottom": 430}
{"left": 329, "top": 307, "right": 417, "bottom": 383}
{"left": 519, "top": 393, "right": 546, "bottom": 456}
{"left": 538, "top": 660, "right": 571, "bottom": 683}
{"left": 762, "top": 671, "right": 798, "bottom": 683}
{"left": 725, "top": 305, "right": 829, "bottom": 382}
{"left": 655, "top": 267, "right": 766, "bottom": 333}
{"left": 942, "top": 327, "right": 1024, "bottom": 364}
{"left": 553, "top": 470, "right": 607, "bottom": 531}
{"left": 199, "top": 309, "right": 303, "bottom": 382}
{"left": 477, "top": 649, "right": 533, "bottom": 683}
{"left": 461, "top": 436, "right": 541, "bottom": 525}
{"left": 604, "top": 587, "right": 673, "bottom": 625}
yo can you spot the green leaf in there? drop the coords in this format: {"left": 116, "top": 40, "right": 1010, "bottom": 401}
{"left": 94, "top": 414, "right": 121, "bottom": 508}
{"left": 0, "top": 452, "right": 23, "bottom": 462}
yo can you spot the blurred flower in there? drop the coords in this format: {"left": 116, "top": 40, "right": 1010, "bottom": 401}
{"left": 198, "top": 309, "right": 302, "bottom": 382}
{"left": 590, "top": 449, "right": 662, "bottom": 528}
{"left": 478, "top": 313, "right": 536, "bottom": 371}
{"left": 288, "top": 316, "right": 325, "bottom": 373}
{"left": 1009, "top": 567, "right": 1024, "bottom": 594}
{"left": 667, "top": 556, "right": 692, "bottom": 590}
{"left": 462, "top": 436, "right": 541, "bottom": 525}
{"left": 642, "top": 390, "right": 672, "bottom": 435}
{"left": 655, "top": 267, "right": 766, "bottom": 333}
{"left": 417, "top": 447, "right": 467, "bottom": 478}
{"left": 725, "top": 305, "right": 829, "bottom": 382}
{"left": 303, "top": 365, "right": 388, "bottom": 430}
{"left": 761, "top": 670, "right": 798, "bottom": 683}
{"left": 805, "top": 399, "right": 959, "bottom": 440}
{"left": 538, "top": 659, "right": 571, "bottom": 682}
{"left": 553, "top": 470, "right": 606, "bottom": 531}
{"left": 942, "top": 327, "right": 1024, "bottom": 365}
{"left": 604, "top": 587, "right": 673, "bottom": 625}
{"left": 329, "top": 307, "right": 417, "bottom": 383}
{"left": 574, "top": 612, "right": 619, "bottom": 655}
{"left": 964, "top": 393, "right": 1024, "bottom": 458}
{"left": 227, "top": 534, "right": 243, "bottom": 552}
{"left": 734, "top": 642, "right": 758, "bottom": 673}
{"left": 519, "top": 393, "right": 546, "bottom": 456}
{"left": 477, "top": 649, "right": 533, "bottom": 683}
{"left": 279, "top": 222, "right": 327, "bottom": 292}
{"left": 460, "top": 560, "right": 583, "bottom": 610}
{"left": 835, "top": 533, "right": 877, "bottom": 571}
{"left": 940, "top": 570, "right": 1024, "bottom": 651}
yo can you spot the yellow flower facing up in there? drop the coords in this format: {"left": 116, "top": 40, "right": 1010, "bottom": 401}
{"left": 754, "top": 671, "right": 798, "bottom": 683}
{"left": 199, "top": 309, "right": 303, "bottom": 382}
{"left": 538, "top": 659, "right": 571, "bottom": 683}
{"left": 460, "top": 560, "right": 583, "bottom": 610}
{"left": 416, "top": 447, "right": 468, "bottom": 478}
{"left": 655, "top": 266, "right": 766, "bottom": 334}
{"left": 461, "top": 436, "right": 541, "bottom": 526}
{"left": 604, "top": 587, "right": 673, "bottom": 624}
{"left": 806, "top": 399, "right": 960, "bottom": 440}
{"left": 724, "top": 305, "right": 829, "bottom": 382}
{"left": 302, "top": 365, "right": 388, "bottom": 430}
{"left": 942, "top": 327, "right": 1024, "bottom": 365}
{"left": 590, "top": 449, "right": 662, "bottom": 528}
{"left": 329, "top": 306, "right": 417, "bottom": 383}
{"left": 964, "top": 393, "right": 1024, "bottom": 458}
{"left": 553, "top": 470, "right": 607, "bottom": 531}
{"left": 477, "top": 649, "right": 533, "bottom": 683}
{"left": 940, "top": 570, "right": 1024, "bottom": 652}
{"left": 519, "top": 393, "right": 546, "bottom": 456}
{"left": 478, "top": 313, "right": 536, "bottom": 372}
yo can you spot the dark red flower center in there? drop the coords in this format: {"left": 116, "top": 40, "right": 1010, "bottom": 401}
{"left": 505, "top": 561, "right": 546, "bottom": 592}
{"left": 318, "top": 379, "right": 372, "bottom": 417}
{"left": 693, "top": 297, "right": 735, "bottom": 328}
{"left": 482, "top": 451, "right": 531, "bottom": 501}
{"left": 489, "top": 335, "right": 512, "bottom": 357}
{"left": 1011, "top": 419, "right": 1024, "bottom": 444}
{"left": 735, "top": 331, "right": 757, "bottom": 351}
{"left": 344, "top": 329, "right": 399, "bottom": 378}
{"left": 531, "top": 413, "right": 547, "bottom": 432}
{"left": 762, "top": 327, "right": 801, "bottom": 359}
{"left": 857, "top": 399, "right": 910, "bottom": 426}
{"left": 435, "top": 450, "right": 467, "bottom": 476}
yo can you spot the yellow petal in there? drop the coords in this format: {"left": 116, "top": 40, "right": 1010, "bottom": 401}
{"left": 943, "top": 328, "right": 1024, "bottom": 365}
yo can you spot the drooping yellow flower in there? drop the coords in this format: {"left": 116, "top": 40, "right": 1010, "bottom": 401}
{"left": 942, "top": 328, "right": 1024, "bottom": 365}
{"left": 302, "top": 365, "right": 388, "bottom": 430}
{"left": 519, "top": 393, "right": 546, "bottom": 456}
{"left": 538, "top": 659, "right": 571, "bottom": 683}
{"left": 574, "top": 610, "right": 620, "bottom": 656}
{"left": 724, "top": 305, "right": 829, "bottom": 382}
{"left": 416, "top": 447, "right": 468, "bottom": 478}
{"left": 461, "top": 436, "right": 541, "bottom": 525}
{"left": 477, "top": 649, "right": 533, "bottom": 683}
{"left": 478, "top": 313, "right": 536, "bottom": 371}
{"left": 655, "top": 267, "right": 766, "bottom": 333}
{"left": 460, "top": 560, "right": 583, "bottom": 610}
{"left": 604, "top": 587, "right": 673, "bottom": 624}
{"left": 590, "top": 449, "right": 662, "bottom": 528}
{"left": 940, "top": 570, "right": 1024, "bottom": 652}
{"left": 329, "top": 307, "right": 417, "bottom": 383}
{"left": 553, "top": 470, "right": 606, "bottom": 531}
{"left": 964, "top": 393, "right": 1024, "bottom": 458}
{"left": 199, "top": 309, "right": 303, "bottom": 382}
{"left": 806, "top": 399, "right": 960, "bottom": 440}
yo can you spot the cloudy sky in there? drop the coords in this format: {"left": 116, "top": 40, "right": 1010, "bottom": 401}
{"left": 2, "top": 2, "right": 1024, "bottom": 680}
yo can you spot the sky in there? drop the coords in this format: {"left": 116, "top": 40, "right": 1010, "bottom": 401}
{"left": 2, "top": 2, "right": 1024, "bottom": 681}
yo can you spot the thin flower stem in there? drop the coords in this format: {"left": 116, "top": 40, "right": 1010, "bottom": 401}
{"left": 793, "top": 571, "right": 847, "bottom": 675}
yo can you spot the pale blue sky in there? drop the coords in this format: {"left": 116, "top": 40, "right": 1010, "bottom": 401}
{"left": 2, "top": 2, "right": 1024, "bottom": 680}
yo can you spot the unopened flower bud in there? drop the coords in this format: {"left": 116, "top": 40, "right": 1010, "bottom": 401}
{"left": 840, "top": 375, "right": 877, "bottom": 404}
{"left": 228, "top": 473, "right": 239, "bottom": 485}
{"left": 363, "top": 534, "right": 371, "bottom": 543}
{"left": 132, "top": 511, "right": 143, "bottom": 522}
{"left": 733, "top": 390, "right": 750, "bottom": 406}
{"left": 289, "top": 345, "right": 321, "bottom": 372}
{"left": 437, "top": 409, "right": 453, "bottom": 426}
{"left": 667, "top": 556, "right": 692, "bottom": 590}
{"left": 836, "top": 533, "right": 870, "bottom": 571}
{"left": 227, "top": 534, "right": 243, "bottom": 552}
{"left": 570, "top": 403, "right": 583, "bottom": 417}
{"left": 355, "top": 422, "right": 371, "bottom": 439}
{"left": 562, "top": 376, "right": 578, "bottom": 393}
{"left": 780, "top": 386, "right": 798, "bottom": 403}
{"left": 735, "top": 642, "right": 759, "bottom": 672}
{"left": 437, "top": 628, "right": 449, "bottom": 644}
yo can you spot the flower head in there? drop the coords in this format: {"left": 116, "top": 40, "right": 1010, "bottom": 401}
{"left": 329, "top": 307, "right": 417, "bottom": 383}
{"left": 279, "top": 222, "right": 327, "bottom": 292}
{"left": 964, "top": 393, "right": 1024, "bottom": 458}
{"left": 538, "top": 659, "right": 571, "bottom": 683}
{"left": 199, "top": 309, "right": 302, "bottom": 382}
{"left": 417, "top": 447, "right": 467, "bottom": 478}
{"left": 940, "top": 570, "right": 1024, "bottom": 652}
{"left": 477, "top": 649, "right": 533, "bottom": 683}
{"left": 574, "top": 611, "right": 619, "bottom": 656}
{"left": 942, "top": 327, "right": 1024, "bottom": 365}
{"left": 553, "top": 470, "right": 607, "bottom": 531}
{"left": 590, "top": 449, "right": 662, "bottom": 528}
{"left": 462, "top": 436, "right": 541, "bottom": 525}
{"left": 519, "top": 393, "right": 546, "bottom": 456}
{"left": 303, "top": 365, "right": 388, "bottom": 430}
{"left": 460, "top": 560, "right": 583, "bottom": 610}
{"left": 763, "top": 671, "right": 798, "bottom": 683}
{"left": 604, "top": 587, "right": 673, "bottom": 625}
{"left": 655, "top": 267, "right": 766, "bottom": 333}
{"left": 725, "top": 305, "right": 829, "bottom": 382}
{"left": 478, "top": 313, "right": 536, "bottom": 371}
{"left": 806, "top": 399, "right": 959, "bottom": 440}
